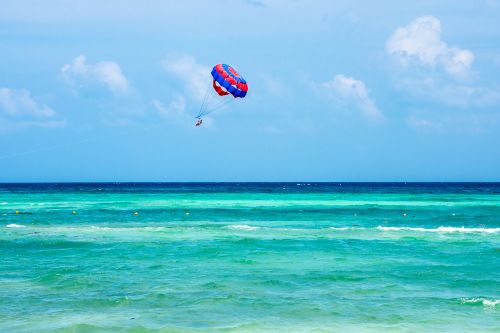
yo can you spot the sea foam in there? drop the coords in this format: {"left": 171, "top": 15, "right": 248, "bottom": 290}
{"left": 376, "top": 226, "right": 500, "bottom": 234}
{"left": 461, "top": 298, "right": 500, "bottom": 307}
{"left": 330, "top": 227, "right": 363, "bottom": 231}
{"left": 6, "top": 224, "right": 25, "bottom": 228}
{"left": 228, "top": 225, "right": 260, "bottom": 231}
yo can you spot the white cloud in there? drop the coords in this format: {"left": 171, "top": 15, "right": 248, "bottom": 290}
{"left": 152, "top": 96, "right": 186, "bottom": 120}
{"left": 386, "top": 16, "right": 474, "bottom": 78}
{"left": 407, "top": 116, "right": 442, "bottom": 131}
{"left": 386, "top": 16, "right": 500, "bottom": 108}
{"left": 406, "top": 112, "right": 500, "bottom": 133}
{"left": 321, "top": 75, "right": 382, "bottom": 120}
{"left": 397, "top": 76, "right": 500, "bottom": 108}
{"left": 61, "top": 55, "right": 130, "bottom": 94}
{"left": 0, "top": 88, "right": 54, "bottom": 118}
{"left": 152, "top": 96, "right": 216, "bottom": 128}
{"left": 0, "top": 88, "right": 64, "bottom": 130}
{"left": 161, "top": 55, "right": 210, "bottom": 101}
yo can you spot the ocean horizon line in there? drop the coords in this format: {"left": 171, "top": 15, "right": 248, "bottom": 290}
{"left": 1, "top": 181, "right": 500, "bottom": 184}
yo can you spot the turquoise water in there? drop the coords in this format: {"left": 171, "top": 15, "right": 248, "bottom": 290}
{"left": 1, "top": 183, "right": 499, "bottom": 332}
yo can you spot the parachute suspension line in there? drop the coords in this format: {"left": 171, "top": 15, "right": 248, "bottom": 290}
{"left": 199, "top": 96, "right": 235, "bottom": 118}
{"left": 199, "top": 96, "right": 226, "bottom": 118}
{"left": 209, "top": 96, "right": 234, "bottom": 113}
{"left": 196, "top": 80, "right": 214, "bottom": 119}
{"left": 215, "top": 96, "right": 236, "bottom": 112}
{"left": 196, "top": 81, "right": 211, "bottom": 118}
{"left": 197, "top": 79, "right": 234, "bottom": 118}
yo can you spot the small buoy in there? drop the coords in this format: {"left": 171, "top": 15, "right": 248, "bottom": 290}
{"left": 15, "top": 210, "right": 20, "bottom": 215}
{"left": 134, "top": 212, "right": 139, "bottom": 216}
{"left": 72, "top": 211, "right": 77, "bottom": 215}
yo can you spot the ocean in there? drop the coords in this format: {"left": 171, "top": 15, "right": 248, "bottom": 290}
{"left": 1, "top": 183, "right": 499, "bottom": 332}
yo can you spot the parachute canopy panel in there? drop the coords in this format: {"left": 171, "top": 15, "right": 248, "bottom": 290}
{"left": 211, "top": 64, "right": 248, "bottom": 98}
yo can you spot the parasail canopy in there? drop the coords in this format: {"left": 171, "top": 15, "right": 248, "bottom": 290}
{"left": 211, "top": 64, "right": 248, "bottom": 98}
{"left": 196, "top": 63, "right": 248, "bottom": 119}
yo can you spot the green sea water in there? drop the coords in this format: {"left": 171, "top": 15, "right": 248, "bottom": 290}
{"left": 0, "top": 183, "right": 499, "bottom": 332}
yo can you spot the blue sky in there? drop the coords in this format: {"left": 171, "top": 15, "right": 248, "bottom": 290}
{"left": 1, "top": 0, "right": 499, "bottom": 181}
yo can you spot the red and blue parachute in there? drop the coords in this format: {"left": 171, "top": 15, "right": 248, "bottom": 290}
{"left": 196, "top": 64, "right": 248, "bottom": 119}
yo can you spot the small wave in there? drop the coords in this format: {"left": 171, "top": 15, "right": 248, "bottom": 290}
{"left": 461, "top": 298, "right": 500, "bottom": 307}
{"left": 228, "top": 225, "right": 260, "bottom": 231}
{"left": 1, "top": 202, "right": 8, "bottom": 205}
{"left": 330, "top": 227, "right": 363, "bottom": 231}
{"left": 6, "top": 224, "right": 25, "bottom": 228}
{"left": 142, "top": 226, "right": 168, "bottom": 231}
{"left": 377, "top": 226, "right": 428, "bottom": 232}
{"left": 436, "top": 226, "right": 500, "bottom": 234}
{"left": 88, "top": 226, "right": 167, "bottom": 231}
{"left": 377, "top": 226, "right": 500, "bottom": 234}
{"left": 89, "top": 226, "right": 112, "bottom": 230}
